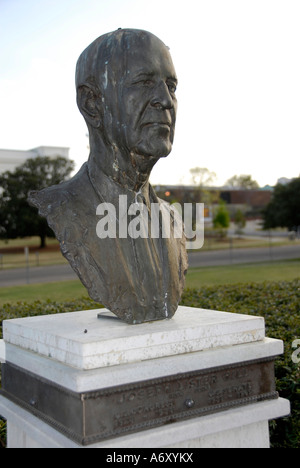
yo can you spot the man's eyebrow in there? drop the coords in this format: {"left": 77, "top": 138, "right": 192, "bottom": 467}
{"left": 131, "top": 71, "right": 155, "bottom": 80}
{"left": 167, "top": 75, "right": 178, "bottom": 84}
{"left": 131, "top": 72, "right": 178, "bottom": 85}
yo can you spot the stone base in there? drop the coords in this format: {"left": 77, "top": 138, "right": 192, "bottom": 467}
{"left": 0, "top": 306, "right": 290, "bottom": 448}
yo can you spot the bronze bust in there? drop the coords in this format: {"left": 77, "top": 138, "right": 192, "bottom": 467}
{"left": 29, "top": 29, "right": 188, "bottom": 324}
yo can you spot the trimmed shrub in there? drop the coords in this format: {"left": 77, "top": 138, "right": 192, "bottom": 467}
{"left": 181, "top": 280, "right": 300, "bottom": 448}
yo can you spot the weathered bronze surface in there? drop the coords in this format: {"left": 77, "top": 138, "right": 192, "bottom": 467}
{"left": 28, "top": 29, "right": 188, "bottom": 324}
{"left": 1, "top": 358, "right": 278, "bottom": 445}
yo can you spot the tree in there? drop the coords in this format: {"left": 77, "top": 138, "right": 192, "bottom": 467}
{"left": 189, "top": 166, "right": 219, "bottom": 205}
{"left": 263, "top": 177, "right": 300, "bottom": 231}
{"left": 190, "top": 167, "right": 216, "bottom": 187}
{"left": 213, "top": 201, "right": 230, "bottom": 238}
{"left": 0, "top": 156, "right": 75, "bottom": 247}
{"left": 234, "top": 209, "right": 246, "bottom": 235}
{"left": 226, "top": 174, "right": 259, "bottom": 189}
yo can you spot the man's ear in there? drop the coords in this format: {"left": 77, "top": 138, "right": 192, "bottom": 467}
{"left": 76, "top": 84, "right": 102, "bottom": 128}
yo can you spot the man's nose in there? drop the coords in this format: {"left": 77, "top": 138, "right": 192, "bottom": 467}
{"left": 150, "top": 81, "right": 174, "bottom": 110}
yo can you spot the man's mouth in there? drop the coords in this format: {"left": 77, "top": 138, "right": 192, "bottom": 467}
{"left": 142, "top": 122, "right": 171, "bottom": 129}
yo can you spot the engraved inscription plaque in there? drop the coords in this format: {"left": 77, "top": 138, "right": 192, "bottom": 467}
{"left": 1, "top": 358, "right": 278, "bottom": 445}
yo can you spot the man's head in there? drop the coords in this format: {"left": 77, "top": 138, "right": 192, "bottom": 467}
{"left": 76, "top": 29, "right": 177, "bottom": 161}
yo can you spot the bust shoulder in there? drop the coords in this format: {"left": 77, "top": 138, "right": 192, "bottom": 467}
{"left": 28, "top": 163, "right": 97, "bottom": 239}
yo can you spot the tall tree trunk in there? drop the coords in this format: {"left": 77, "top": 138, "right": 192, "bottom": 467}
{"left": 40, "top": 234, "right": 46, "bottom": 249}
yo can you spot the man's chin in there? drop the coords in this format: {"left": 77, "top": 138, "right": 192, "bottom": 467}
{"left": 129, "top": 145, "right": 171, "bottom": 176}
{"left": 135, "top": 141, "right": 172, "bottom": 159}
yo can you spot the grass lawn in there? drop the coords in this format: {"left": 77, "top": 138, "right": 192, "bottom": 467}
{"left": 0, "top": 237, "right": 58, "bottom": 250}
{"left": 0, "top": 237, "right": 66, "bottom": 269}
{"left": 186, "top": 259, "right": 300, "bottom": 288}
{"left": 0, "top": 280, "right": 87, "bottom": 306}
{"left": 0, "top": 259, "right": 299, "bottom": 306}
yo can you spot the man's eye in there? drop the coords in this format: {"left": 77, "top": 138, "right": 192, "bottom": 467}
{"left": 131, "top": 79, "right": 154, "bottom": 89}
{"left": 167, "top": 82, "right": 177, "bottom": 94}
{"left": 142, "top": 79, "right": 154, "bottom": 86}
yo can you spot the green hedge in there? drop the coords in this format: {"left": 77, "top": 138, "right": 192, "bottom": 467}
{"left": 0, "top": 279, "right": 299, "bottom": 448}
{"left": 181, "top": 280, "right": 300, "bottom": 448}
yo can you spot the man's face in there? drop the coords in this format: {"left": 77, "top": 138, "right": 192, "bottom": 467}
{"left": 113, "top": 34, "right": 178, "bottom": 159}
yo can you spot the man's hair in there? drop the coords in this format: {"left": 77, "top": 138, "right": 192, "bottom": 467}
{"left": 75, "top": 28, "right": 160, "bottom": 92}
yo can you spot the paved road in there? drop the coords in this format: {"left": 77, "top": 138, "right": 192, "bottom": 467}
{"left": 0, "top": 244, "right": 299, "bottom": 288}
{"left": 188, "top": 243, "right": 300, "bottom": 268}
{"left": 0, "top": 263, "right": 77, "bottom": 288}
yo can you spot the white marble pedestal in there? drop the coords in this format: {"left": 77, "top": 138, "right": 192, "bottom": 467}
{"left": 0, "top": 306, "right": 290, "bottom": 448}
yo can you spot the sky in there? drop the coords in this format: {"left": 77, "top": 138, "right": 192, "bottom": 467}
{"left": 0, "top": 0, "right": 299, "bottom": 187}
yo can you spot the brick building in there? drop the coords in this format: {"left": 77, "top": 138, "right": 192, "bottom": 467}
{"left": 155, "top": 185, "right": 273, "bottom": 219}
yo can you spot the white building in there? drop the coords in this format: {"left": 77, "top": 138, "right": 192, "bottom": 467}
{"left": 0, "top": 146, "right": 69, "bottom": 174}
